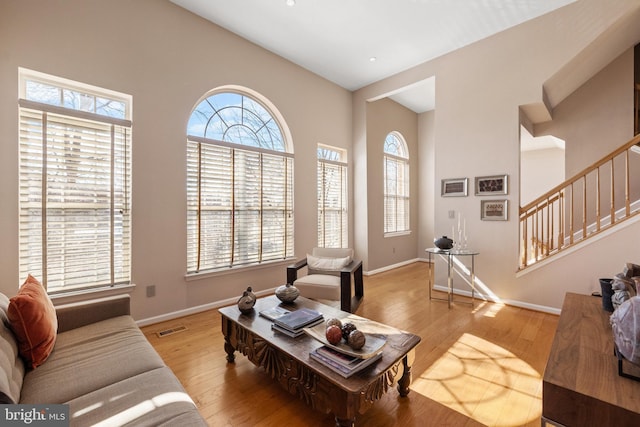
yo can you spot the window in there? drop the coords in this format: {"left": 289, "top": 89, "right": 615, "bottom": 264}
{"left": 18, "top": 69, "right": 132, "bottom": 293}
{"left": 383, "top": 132, "right": 410, "bottom": 234}
{"left": 317, "top": 145, "right": 347, "bottom": 248}
{"left": 186, "top": 90, "right": 293, "bottom": 273}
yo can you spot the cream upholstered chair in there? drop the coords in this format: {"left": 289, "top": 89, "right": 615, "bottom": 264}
{"left": 286, "top": 247, "right": 363, "bottom": 313}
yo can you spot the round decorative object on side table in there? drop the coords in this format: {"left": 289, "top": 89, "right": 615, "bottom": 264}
{"left": 275, "top": 283, "right": 300, "bottom": 303}
{"left": 434, "top": 236, "right": 453, "bottom": 250}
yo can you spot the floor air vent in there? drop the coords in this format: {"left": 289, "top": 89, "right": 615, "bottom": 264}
{"left": 156, "top": 325, "right": 188, "bottom": 338}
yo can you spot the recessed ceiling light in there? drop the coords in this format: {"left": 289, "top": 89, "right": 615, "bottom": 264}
{"left": 369, "top": 57, "right": 377, "bottom": 62}
{"left": 286, "top": 0, "right": 296, "bottom": 6}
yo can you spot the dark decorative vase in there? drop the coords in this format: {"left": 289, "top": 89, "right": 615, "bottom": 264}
{"left": 434, "top": 236, "right": 453, "bottom": 250}
{"left": 599, "top": 278, "right": 614, "bottom": 312}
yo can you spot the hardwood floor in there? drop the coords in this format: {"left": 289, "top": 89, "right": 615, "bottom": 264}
{"left": 141, "top": 262, "right": 559, "bottom": 426}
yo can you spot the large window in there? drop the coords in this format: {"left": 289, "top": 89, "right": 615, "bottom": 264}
{"left": 317, "top": 145, "right": 347, "bottom": 248}
{"left": 186, "top": 90, "right": 293, "bottom": 273}
{"left": 18, "top": 69, "right": 132, "bottom": 293}
{"left": 383, "top": 132, "right": 410, "bottom": 234}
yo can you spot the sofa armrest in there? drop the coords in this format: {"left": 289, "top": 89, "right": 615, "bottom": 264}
{"left": 55, "top": 294, "right": 131, "bottom": 333}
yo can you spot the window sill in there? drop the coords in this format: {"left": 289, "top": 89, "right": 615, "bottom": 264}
{"left": 186, "top": 258, "right": 296, "bottom": 282}
{"left": 384, "top": 230, "right": 412, "bottom": 238}
{"left": 49, "top": 283, "right": 136, "bottom": 306}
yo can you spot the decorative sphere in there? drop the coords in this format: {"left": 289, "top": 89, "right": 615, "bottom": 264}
{"left": 326, "top": 318, "right": 342, "bottom": 329}
{"left": 341, "top": 322, "right": 357, "bottom": 341}
{"left": 326, "top": 325, "right": 342, "bottom": 345}
{"left": 348, "top": 329, "right": 366, "bottom": 350}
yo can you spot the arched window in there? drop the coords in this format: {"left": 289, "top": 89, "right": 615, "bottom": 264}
{"left": 383, "top": 132, "right": 410, "bottom": 234}
{"left": 186, "top": 89, "right": 293, "bottom": 273}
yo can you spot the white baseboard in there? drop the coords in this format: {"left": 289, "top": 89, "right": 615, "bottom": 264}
{"left": 432, "top": 285, "right": 561, "bottom": 315}
{"left": 136, "top": 287, "right": 277, "bottom": 327}
{"left": 364, "top": 257, "right": 428, "bottom": 276}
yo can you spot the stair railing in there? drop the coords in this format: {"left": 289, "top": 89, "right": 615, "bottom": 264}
{"left": 519, "top": 133, "right": 640, "bottom": 269}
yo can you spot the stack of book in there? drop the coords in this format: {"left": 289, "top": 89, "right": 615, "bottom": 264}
{"left": 310, "top": 345, "right": 383, "bottom": 378}
{"left": 267, "top": 307, "right": 324, "bottom": 338}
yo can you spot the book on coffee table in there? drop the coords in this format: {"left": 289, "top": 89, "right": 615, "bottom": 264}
{"left": 273, "top": 307, "right": 324, "bottom": 332}
{"left": 272, "top": 317, "right": 324, "bottom": 338}
{"left": 310, "top": 345, "right": 383, "bottom": 378}
{"left": 259, "top": 305, "right": 292, "bottom": 321}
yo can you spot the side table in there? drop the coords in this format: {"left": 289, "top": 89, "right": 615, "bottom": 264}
{"left": 425, "top": 248, "right": 479, "bottom": 308}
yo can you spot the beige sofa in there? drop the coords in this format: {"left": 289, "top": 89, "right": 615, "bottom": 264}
{"left": 0, "top": 293, "right": 206, "bottom": 426}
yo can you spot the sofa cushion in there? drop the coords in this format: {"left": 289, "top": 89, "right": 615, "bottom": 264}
{"left": 294, "top": 274, "right": 341, "bottom": 300}
{"left": 20, "top": 315, "right": 165, "bottom": 404}
{"left": 7, "top": 275, "right": 58, "bottom": 369}
{"left": 66, "top": 367, "right": 206, "bottom": 427}
{"left": 0, "top": 293, "right": 25, "bottom": 404}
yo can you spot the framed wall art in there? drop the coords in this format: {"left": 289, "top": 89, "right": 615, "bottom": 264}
{"left": 480, "top": 199, "right": 508, "bottom": 221}
{"left": 475, "top": 174, "right": 508, "bottom": 195}
{"left": 441, "top": 178, "right": 468, "bottom": 197}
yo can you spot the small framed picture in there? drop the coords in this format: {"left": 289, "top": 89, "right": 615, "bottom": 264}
{"left": 475, "top": 174, "right": 508, "bottom": 195}
{"left": 481, "top": 199, "right": 508, "bottom": 221}
{"left": 441, "top": 178, "right": 468, "bottom": 197}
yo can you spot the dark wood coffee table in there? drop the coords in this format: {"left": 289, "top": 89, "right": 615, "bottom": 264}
{"left": 219, "top": 295, "right": 421, "bottom": 426}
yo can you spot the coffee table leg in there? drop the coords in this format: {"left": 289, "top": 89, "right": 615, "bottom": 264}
{"left": 221, "top": 316, "right": 236, "bottom": 363}
{"left": 334, "top": 416, "right": 355, "bottom": 427}
{"left": 398, "top": 352, "right": 414, "bottom": 397}
{"left": 223, "top": 335, "right": 235, "bottom": 363}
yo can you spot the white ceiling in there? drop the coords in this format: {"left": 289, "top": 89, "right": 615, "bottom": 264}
{"left": 170, "top": 0, "right": 575, "bottom": 113}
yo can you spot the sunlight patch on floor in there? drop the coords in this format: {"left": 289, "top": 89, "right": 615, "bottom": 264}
{"left": 478, "top": 301, "right": 506, "bottom": 318}
{"left": 449, "top": 255, "right": 503, "bottom": 314}
{"left": 411, "top": 333, "right": 542, "bottom": 427}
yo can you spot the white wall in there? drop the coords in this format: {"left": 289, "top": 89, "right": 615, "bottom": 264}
{"left": 2, "top": 0, "right": 639, "bottom": 320}
{"left": 365, "top": 98, "right": 419, "bottom": 271}
{"left": 418, "top": 111, "right": 436, "bottom": 257}
{"left": 521, "top": 147, "right": 565, "bottom": 206}
{"left": 0, "top": 0, "right": 352, "bottom": 320}
{"left": 536, "top": 49, "right": 634, "bottom": 177}
{"left": 353, "top": 0, "right": 640, "bottom": 310}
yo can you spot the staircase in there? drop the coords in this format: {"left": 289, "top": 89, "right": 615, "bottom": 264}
{"left": 519, "top": 133, "right": 640, "bottom": 270}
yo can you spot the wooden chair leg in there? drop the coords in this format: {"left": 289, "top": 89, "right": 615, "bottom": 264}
{"left": 286, "top": 267, "right": 297, "bottom": 284}
{"left": 340, "top": 272, "right": 352, "bottom": 312}
{"left": 354, "top": 264, "right": 364, "bottom": 299}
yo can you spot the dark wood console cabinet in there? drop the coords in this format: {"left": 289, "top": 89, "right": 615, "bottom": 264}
{"left": 543, "top": 292, "right": 640, "bottom": 426}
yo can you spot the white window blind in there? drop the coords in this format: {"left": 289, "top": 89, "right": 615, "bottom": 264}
{"left": 18, "top": 104, "right": 132, "bottom": 292}
{"left": 186, "top": 91, "right": 293, "bottom": 273}
{"left": 383, "top": 132, "right": 410, "bottom": 234}
{"left": 18, "top": 69, "right": 131, "bottom": 293}
{"left": 317, "top": 146, "right": 347, "bottom": 248}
